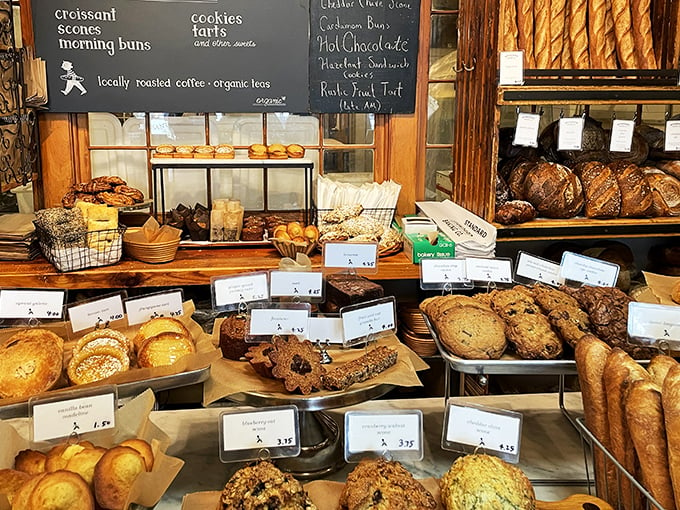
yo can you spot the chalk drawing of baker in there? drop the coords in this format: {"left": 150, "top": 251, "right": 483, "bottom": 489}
{"left": 60, "top": 60, "right": 87, "bottom": 95}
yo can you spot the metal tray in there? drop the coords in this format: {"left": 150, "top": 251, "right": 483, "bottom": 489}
{"left": 0, "top": 366, "right": 210, "bottom": 420}
{"left": 424, "top": 315, "right": 578, "bottom": 376}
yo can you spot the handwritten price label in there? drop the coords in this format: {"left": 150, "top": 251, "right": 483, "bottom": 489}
{"left": 0, "top": 289, "right": 66, "bottom": 320}
{"left": 125, "top": 290, "right": 184, "bottom": 325}
{"left": 323, "top": 242, "right": 378, "bottom": 270}
{"left": 32, "top": 392, "right": 116, "bottom": 442}
{"left": 345, "top": 411, "right": 423, "bottom": 461}
{"left": 69, "top": 294, "right": 125, "bottom": 333}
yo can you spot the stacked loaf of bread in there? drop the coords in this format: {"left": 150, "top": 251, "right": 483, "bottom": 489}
{"left": 499, "top": 0, "right": 665, "bottom": 69}
{"left": 576, "top": 336, "right": 680, "bottom": 509}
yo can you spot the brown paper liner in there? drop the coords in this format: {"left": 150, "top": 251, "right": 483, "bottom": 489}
{"left": 642, "top": 271, "right": 680, "bottom": 306}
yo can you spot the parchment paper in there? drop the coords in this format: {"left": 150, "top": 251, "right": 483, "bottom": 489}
{"left": 203, "top": 328, "right": 429, "bottom": 406}
{"left": 642, "top": 271, "right": 680, "bottom": 306}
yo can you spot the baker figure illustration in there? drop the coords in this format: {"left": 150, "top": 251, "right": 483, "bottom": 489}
{"left": 60, "top": 60, "right": 87, "bottom": 96}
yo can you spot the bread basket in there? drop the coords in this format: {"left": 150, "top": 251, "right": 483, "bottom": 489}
{"left": 270, "top": 238, "right": 317, "bottom": 258}
{"left": 123, "top": 231, "right": 180, "bottom": 264}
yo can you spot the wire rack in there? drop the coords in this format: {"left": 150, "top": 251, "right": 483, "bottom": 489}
{"left": 575, "top": 417, "right": 667, "bottom": 510}
{"left": 35, "top": 224, "right": 126, "bottom": 272}
{"left": 314, "top": 207, "right": 396, "bottom": 229}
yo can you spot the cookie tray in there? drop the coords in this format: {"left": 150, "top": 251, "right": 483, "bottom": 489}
{"left": 0, "top": 366, "right": 210, "bottom": 420}
{"left": 424, "top": 316, "right": 578, "bottom": 376}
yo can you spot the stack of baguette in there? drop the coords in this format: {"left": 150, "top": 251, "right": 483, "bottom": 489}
{"left": 576, "top": 334, "right": 680, "bottom": 509}
{"left": 499, "top": 0, "right": 665, "bottom": 69}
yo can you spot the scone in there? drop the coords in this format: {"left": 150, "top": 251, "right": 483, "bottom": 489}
{"left": 219, "top": 460, "right": 316, "bottom": 510}
{"left": 435, "top": 305, "right": 507, "bottom": 360}
{"left": 270, "top": 337, "right": 326, "bottom": 394}
{"left": 440, "top": 454, "right": 536, "bottom": 510}
{"left": 339, "top": 458, "right": 437, "bottom": 510}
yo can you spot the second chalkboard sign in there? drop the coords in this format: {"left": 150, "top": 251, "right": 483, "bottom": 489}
{"left": 309, "top": 0, "right": 421, "bottom": 114}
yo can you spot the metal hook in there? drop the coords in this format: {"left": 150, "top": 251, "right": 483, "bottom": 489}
{"left": 452, "top": 62, "right": 464, "bottom": 73}
{"left": 463, "top": 58, "right": 476, "bottom": 72}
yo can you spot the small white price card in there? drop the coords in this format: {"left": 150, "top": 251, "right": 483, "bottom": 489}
{"left": 307, "top": 316, "right": 344, "bottom": 344}
{"left": 69, "top": 294, "right": 125, "bottom": 333}
{"left": 609, "top": 119, "right": 635, "bottom": 152}
{"left": 628, "top": 302, "right": 680, "bottom": 346}
{"left": 31, "top": 390, "right": 116, "bottom": 442}
{"left": 557, "top": 116, "right": 585, "bottom": 151}
{"left": 0, "top": 289, "right": 65, "bottom": 319}
{"left": 498, "top": 51, "right": 524, "bottom": 85}
{"left": 514, "top": 251, "right": 562, "bottom": 286}
{"left": 512, "top": 112, "right": 541, "bottom": 148}
{"left": 465, "top": 257, "right": 513, "bottom": 285}
{"left": 248, "top": 306, "right": 310, "bottom": 337}
{"left": 218, "top": 406, "right": 300, "bottom": 462}
{"left": 443, "top": 402, "right": 523, "bottom": 464}
{"left": 212, "top": 272, "right": 269, "bottom": 310}
{"left": 420, "top": 258, "right": 470, "bottom": 288}
{"left": 270, "top": 271, "right": 323, "bottom": 300}
{"left": 124, "top": 290, "right": 184, "bottom": 326}
{"left": 341, "top": 297, "right": 396, "bottom": 345}
{"left": 559, "top": 251, "right": 619, "bottom": 287}
{"left": 323, "top": 242, "right": 378, "bottom": 271}
{"left": 665, "top": 120, "right": 680, "bottom": 152}
{"left": 345, "top": 410, "right": 423, "bottom": 462}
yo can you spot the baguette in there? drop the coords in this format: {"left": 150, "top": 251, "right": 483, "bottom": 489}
{"left": 569, "top": 0, "right": 590, "bottom": 68}
{"left": 533, "top": 0, "right": 550, "bottom": 68}
{"left": 602, "top": 0, "right": 618, "bottom": 68}
{"left": 663, "top": 364, "right": 680, "bottom": 510}
{"left": 588, "top": 0, "right": 608, "bottom": 68}
{"left": 604, "top": 347, "right": 650, "bottom": 510}
{"left": 549, "top": 0, "right": 567, "bottom": 69}
{"left": 574, "top": 334, "right": 612, "bottom": 502}
{"left": 625, "top": 380, "right": 676, "bottom": 510}
{"left": 647, "top": 354, "right": 679, "bottom": 386}
{"left": 516, "top": 0, "right": 535, "bottom": 67}
{"left": 561, "top": 5, "right": 573, "bottom": 68}
{"left": 610, "top": 0, "right": 639, "bottom": 68}
{"left": 631, "top": 0, "right": 657, "bottom": 69}
{"left": 499, "top": 0, "right": 519, "bottom": 51}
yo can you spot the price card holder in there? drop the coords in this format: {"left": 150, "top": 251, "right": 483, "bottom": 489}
{"left": 322, "top": 242, "right": 379, "bottom": 275}
{"left": 0, "top": 288, "right": 67, "bottom": 322}
{"left": 609, "top": 118, "right": 635, "bottom": 153}
{"left": 211, "top": 272, "right": 269, "bottom": 313}
{"left": 442, "top": 402, "right": 523, "bottom": 464}
{"left": 124, "top": 289, "right": 185, "bottom": 326}
{"left": 665, "top": 119, "right": 680, "bottom": 152}
{"left": 344, "top": 410, "right": 424, "bottom": 463}
{"left": 513, "top": 251, "right": 563, "bottom": 287}
{"left": 68, "top": 291, "right": 128, "bottom": 334}
{"left": 307, "top": 315, "right": 344, "bottom": 345}
{"left": 419, "top": 258, "right": 473, "bottom": 291}
{"left": 246, "top": 302, "right": 312, "bottom": 342}
{"left": 512, "top": 112, "right": 541, "bottom": 148}
{"left": 498, "top": 51, "right": 525, "bottom": 85}
{"left": 269, "top": 270, "right": 324, "bottom": 303}
{"left": 218, "top": 405, "right": 300, "bottom": 463}
{"left": 465, "top": 257, "right": 514, "bottom": 289}
{"left": 559, "top": 251, "right": 620, "bottom": 288}
{"left": 29, "top": 386, "right": 117, "bottom": 444}
{"left": 340, "top": 296, "right": 397, "bottom": 347}
{"left": 557, "top": 115, "right": 585, "bottom": 151}
{"left": 628, "top": 302, "right": 680, "bottom": 350}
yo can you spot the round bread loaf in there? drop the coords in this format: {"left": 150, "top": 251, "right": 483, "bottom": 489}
{"left": 26, "top": 470, "right": 94, "bottom": 510}
{"left": 93, "top": 445, "right": 147, "bottom": 510}
{"left": 440, "top": 454, "right": 536, "bottom": 510}
{"left": 0, "top": 329, "right": 65, "bottom": 399}
{"left": 136, "top": 331, "right": 195, "bottom": 368}
{"left": 133, "top": 317, "right": 191, "bottom": 351}
{"left": 339, "top": 458, "right": 436, "bottom": 510}
{"left": 435, "top": 306, "right": 507, "bottom": 360}
{"left": 523, "top": 162, "right": 584, "bottom": 218}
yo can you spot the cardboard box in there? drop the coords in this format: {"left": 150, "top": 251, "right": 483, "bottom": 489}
{"left": 403, "top": 231, "right": 455, "bottom": 263}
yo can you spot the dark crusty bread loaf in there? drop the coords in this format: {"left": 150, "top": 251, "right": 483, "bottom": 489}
{"left": 604, "top": 348, "right": 650, "bottom": 510}
{"left": 642, "top": 167, "right": 680, "bottom": 217}
{"left": 523, "top": 162, "right": 584, "bottom": 218}
{"left": 575, "top": 334, "right": 613, "bottom": 502}
{"left": 573, "top": 161, "right": 622, "bottom": 218}
{"left": 625, "top": 379, "right": 676, "bottom": 510}
{"left": 494, "top": 200, "right": 537, "bottom": 225}
{"left": 662, "top": 364, "right": 680, "bottom": 510}
{"left": 609, "top": 161, "right": 654, "bottom": 218}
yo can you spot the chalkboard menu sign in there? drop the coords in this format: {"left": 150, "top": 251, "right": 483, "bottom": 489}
{"left": 309, "top": 0, "right": 420, "bottom": 114}
{"left": 32, "top": 0, "right": 310, "bottom": 113}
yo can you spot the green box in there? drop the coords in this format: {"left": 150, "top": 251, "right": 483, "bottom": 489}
{"left": 403, "top": 231, "right": 456, "bottom": 263}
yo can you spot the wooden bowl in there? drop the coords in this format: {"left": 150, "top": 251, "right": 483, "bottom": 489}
{"left": 271, "top": 238, "right": 317, "bottom": 258}
{"left": 123, "top": 237, "right": 180, "bottom": 263}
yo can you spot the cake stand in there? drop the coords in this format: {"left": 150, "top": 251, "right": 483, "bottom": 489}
{"left": 226, "top": 383, "right": 395, "bottom": 478}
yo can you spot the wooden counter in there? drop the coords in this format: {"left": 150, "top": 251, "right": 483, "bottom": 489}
{"left": 0, "top": 247, "right": 421, "bottom": 289}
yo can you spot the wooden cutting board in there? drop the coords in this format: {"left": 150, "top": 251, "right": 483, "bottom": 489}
{"left": 537, "top": 494, "right": 614, "bottom": 510}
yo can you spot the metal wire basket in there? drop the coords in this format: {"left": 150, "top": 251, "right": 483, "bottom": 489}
{"left": 314, "top": 206, "right": 396, "bottom": 229}
{"left": 35, "top": 223, "right": 126, "bottom": 272}
{"left": 575, "top": 417, "right": 667, "bottom": 510}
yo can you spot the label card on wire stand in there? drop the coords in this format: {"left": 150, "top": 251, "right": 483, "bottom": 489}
{"left": 322, "top": 242, "right": 379, "bottom": 274}
{"left": 0, "top": 288, "right": 66, "bottom": 320}
{"left": 559, "top": 251, "right": 619, "bottom": 288}
{"left": 340, "top": 296, "right": 397, "bottom": 347}
{"left": 557, "top": 116, "right": 585, "bottom": 151}
{"left": 628, "top": 302, "right": 680, "bottom": 349}
{"left": 665, "top": 119, "right": 680, "bottom": 152}
{"left": 499, "top": 51, "right": 525, "bottom": 86}
{"left": 269, "top": 270, "right": 324, "bottom": 302}
{"left": 442, "top": 402, "right": 523, "bottom": 464}
{"left": 513, "top": 112, "right": 540, "bottom": 148}
{"left": 513, "top": 251, "right": 562, "bottom": 287}
{"left": 419, "top": 257, "right": 472, "bottom": 291}
{"left": 609, "top": 119, "right": 635, "bottom": 153}
{"left": 218, "top": 406, "right": 300, "bottom": 463}
{"left": 246, "top": 301, "right": 312, "bottom": 343}
{"left": 344, "top": 410, "right": 424, "bottom": 463}
{"left": 68, "top": 292, "right": 127, "bottom": 333}
{"left": 465, "top": 257, "right": 514, "bottom": 288}
{"left": 124, "top": 289, "right": 185, "bottom": 326}
{"left": 211, "top": 272, "right": 269, "bottom": 312}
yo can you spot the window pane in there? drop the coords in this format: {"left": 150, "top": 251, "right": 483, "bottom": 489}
{"left": 148, "top": 113, "right": 207, "bottom": 146}
{"left": 425, "top": 148, "right": 453, "bottom": 201}
{"left": 427, "top": 83, "right": 455, "bottom": 144}
{"left": 266, "top": 113, "right": 319, "bottom": 145}
{"left": 323, "top": 149, "right": 374, "bottom": 182}
{"left": 432, "top": 0, "right": 459, "bottom": 9}
{"left": 429, "top": 14, "right": 457, "bottom": 80}
{"left": 210, "top": 113, "right": 261, "bottom": 145}
{"left": 211, "top": 168, "right": 264, "bottom": 210}
{"left": 88, "top": 113, "right": 125, "bottom": 146}
{"left": 322, "top": 114, "right": 375, "bottom": 144}
{"left": 90, "top": 149, "right": 148, "bottom": 196}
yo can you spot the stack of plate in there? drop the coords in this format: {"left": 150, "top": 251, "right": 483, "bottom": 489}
{"left": 123, "top": 235, "right": 180, "bottom": 264}
{"left": 398, "top": 302, "right": 437, "bottom": 357}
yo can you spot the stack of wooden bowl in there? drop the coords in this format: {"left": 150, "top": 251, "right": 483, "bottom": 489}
{"left": 123, "top": 227, "right": 181, "bottom": 264}
{"left": 398, "top": 302, "right": 437, "bottom": 356}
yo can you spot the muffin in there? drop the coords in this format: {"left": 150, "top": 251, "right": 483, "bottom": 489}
{"left": 219, "top": 314, "right": 250, "bottom": 360}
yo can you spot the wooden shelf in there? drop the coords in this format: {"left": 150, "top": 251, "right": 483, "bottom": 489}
{"left": 498, "top": 85, "right": 680, "bottom": 105}
{"left": 0, "top": 247, "right": 421, "bottom": 290}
